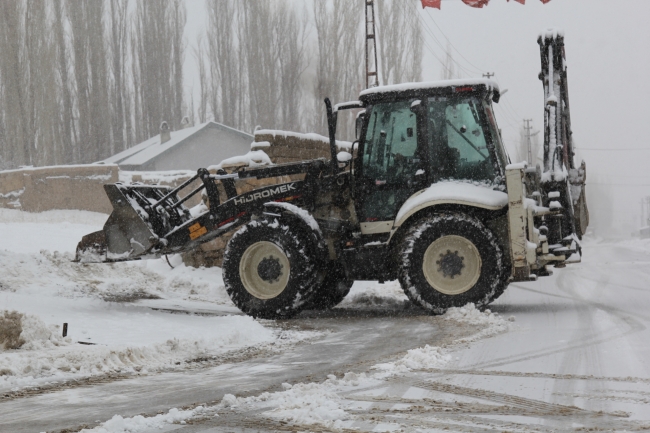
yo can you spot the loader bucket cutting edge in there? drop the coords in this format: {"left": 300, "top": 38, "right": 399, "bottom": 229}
{"left": 75, "top": 183, "right": 173, "bottom": 263}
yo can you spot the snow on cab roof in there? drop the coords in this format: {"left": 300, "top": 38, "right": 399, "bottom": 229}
{"left": 359, "top": 78, "right": 500, "bottom": 98}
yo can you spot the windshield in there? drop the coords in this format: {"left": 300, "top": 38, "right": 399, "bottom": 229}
{"left": 427, "top": 96, "right": 497, "bottom": 183}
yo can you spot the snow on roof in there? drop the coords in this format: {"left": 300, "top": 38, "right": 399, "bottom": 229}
{"left": 255, "top": 129, "right": 352, "bottom": 150}
{"left": 359, "top": 78, "right": 500, "bottom": 98}
{"left": 101, "top": 121, "right": 253, "bottom": 167}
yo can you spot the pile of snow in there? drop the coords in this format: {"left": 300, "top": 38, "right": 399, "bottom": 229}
{"left": 444, "top": 303, "right": 510, "bottom": 342}
{"left": 80, "top": 406, "right": 209, "bottom": 433}
{"left": 220, "top": 372, "right": 379, "bottom": 430}
{"left": 0, "top": 249, "right": 233, "bottom": 305}
{"left": 1, "top": 311, "right": 68, "bottom": 352}
{"left": 338, "top": 281, "right": 413, "bottom": 310}
{"left": 373, "top": 344, "right": 452, "bottom": 376}
{"left": 209, "top": 149, "right": 272, "bottom": 170}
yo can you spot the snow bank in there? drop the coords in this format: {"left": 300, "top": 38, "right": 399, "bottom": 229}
{"left": 0, "top": 249, "right": 233, "bottom": 304}
{"left": 81, "top": 406, "right": 209, "bottom": 433}
{"left": 0, "top": 314, "right": 277, "bottom": 390}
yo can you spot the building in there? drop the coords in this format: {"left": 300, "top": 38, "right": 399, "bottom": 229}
{"left": 101, "top": 121, "right": 253, "bottom": 171}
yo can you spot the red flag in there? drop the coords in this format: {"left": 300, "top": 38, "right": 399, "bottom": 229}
{"left": 540, "top": 0, "right": 552, "bottom": 3}
{"left": 462, "top": 0, "right": 490, "bottom": 7}
{"left": 421, "top": 0, "right": 441, "bottom": 9}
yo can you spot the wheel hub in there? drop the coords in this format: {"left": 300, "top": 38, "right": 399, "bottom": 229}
{"left": 436, "top": 250, "right": 465, "bottom": 278}
{"left": 239, "top": 241, "right": 290, "bottom": 300}
{"left": 257, "top": 256, "right": 283, "bottom": 283}
{"left": 422, "top": 235, "right": 482, "bottom": 295}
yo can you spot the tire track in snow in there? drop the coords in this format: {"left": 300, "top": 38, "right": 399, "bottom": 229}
{"left": 411, "top": 368, "right": 650, "bottom": 385}
{"left": 457, "top": 284, "right": 646, "bottom": 372}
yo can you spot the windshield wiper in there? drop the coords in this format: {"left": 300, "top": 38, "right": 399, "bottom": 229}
{"left": 445, "top": 120, "right": 488, "bottom": 159}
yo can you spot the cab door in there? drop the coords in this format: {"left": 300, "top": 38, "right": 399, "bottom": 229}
{"left": 355, "top": 99, "right": 427, "bottom": 235}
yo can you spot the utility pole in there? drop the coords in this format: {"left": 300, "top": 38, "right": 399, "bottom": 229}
{"left": 524, "top": 119, "right": 533, "bottom": 164}
{"left": 483, "top": 72, "right": 494, "bottom": 79}
{"left": 365, "top": 0, "right": 379, "bottom": 89}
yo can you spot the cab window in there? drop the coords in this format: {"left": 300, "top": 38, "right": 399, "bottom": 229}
{"left": 362, "top": 100, "right": 419, "bottom": 183}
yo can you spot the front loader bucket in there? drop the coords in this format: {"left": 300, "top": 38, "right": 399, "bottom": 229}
{"left": 75, "top": 183, "right": 185, "bottom": 263}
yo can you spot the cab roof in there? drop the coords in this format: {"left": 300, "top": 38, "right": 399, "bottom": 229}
{"left": 358, "top": 78, "right": 500, "bottom": 104}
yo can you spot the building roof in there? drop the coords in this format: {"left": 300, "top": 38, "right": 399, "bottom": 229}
{"left": 101, "top": 121, "right": 253, "bottom": 167}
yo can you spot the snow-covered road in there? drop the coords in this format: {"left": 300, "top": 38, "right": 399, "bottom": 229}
{"left": 1, "top": 210, "right": 649, "bottom": 432}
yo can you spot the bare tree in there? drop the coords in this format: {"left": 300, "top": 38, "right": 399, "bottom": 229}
{"left": 312, "top": 0, "right": 363, "bottom": 139}
{"left": 132, "top": 0, "right": 186, "bottom": 141}
{"left": 377, "top": 0, "right": 423, "bottom": 85}
{"left": 25, "top": 1, "right": 60, "bottom": 166}
{"left": 194, "top": 35, "right": 208, "bottom": 124}
{"left": 240, "top": 1, "right": 282, "bottom": 131}
{"left": 53, "top": 0, "right": 76, "bottom": 164}
{"left": 0, "top": 1, "right": 30, "bottom": 166}
{"left": 206, "top": 0, "right": 243, "bottom": 129}
{"left": 276, "top": 1, "right": 309, "bottom": 132}
{"left": 109, "top": 0, "right": 131, "bottom": 152}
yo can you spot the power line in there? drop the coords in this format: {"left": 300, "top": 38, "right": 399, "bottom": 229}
{"left": 403, "top": 1, "right": 477, "bottom": 78}
{"left": 424, "top": 9, "right": 486, "bottom": 74}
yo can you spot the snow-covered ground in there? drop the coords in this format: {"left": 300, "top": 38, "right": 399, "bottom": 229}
{"left": 1, "top": 209, "right": 650, "bottom": 432}
{"left": 0, "top": 209, "right": 315, "bottom": 392}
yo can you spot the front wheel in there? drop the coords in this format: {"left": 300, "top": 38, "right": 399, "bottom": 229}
{"left": 397, "top": 213, "right": 509, "bottom": 314}
{"left": 223, "top": 217, "right": 323, "bottom": 319}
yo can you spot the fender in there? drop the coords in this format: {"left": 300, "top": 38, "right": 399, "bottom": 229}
{"left": 389, "top": 182, "right": 509, "bottom": 241}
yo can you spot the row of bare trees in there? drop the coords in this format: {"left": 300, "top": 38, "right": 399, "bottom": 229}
{"left": 0, "top": 0, "right": 422, "bottom": 170}
{"left": 0, "top": 0, "right": 185, "bottom": 169}
{"left": 200, "top": 0, "right": 423, "bottom": 141}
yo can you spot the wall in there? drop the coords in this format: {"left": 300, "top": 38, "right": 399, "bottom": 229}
{"left": 0, "top": 165, "right": 119, "bottom": 213}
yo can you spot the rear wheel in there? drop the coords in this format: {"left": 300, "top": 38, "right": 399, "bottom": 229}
{"left": 223, "top": 217, "right": 323, "bottom": 319}
{"left": 398, "top": 213, "right": 508, "bottom": 314}
{"left": 303, "top": 261, "right": 352, "bottom": 310}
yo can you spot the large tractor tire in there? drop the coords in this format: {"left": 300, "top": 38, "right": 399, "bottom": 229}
{"left": 397, "top": 213, "right": 509, "bottom": 314}
{"left": 222, "top": 217, "right": 324, "bottom": 319}
{"left": 303, "top": 261, "right": 353, "bottom": 310}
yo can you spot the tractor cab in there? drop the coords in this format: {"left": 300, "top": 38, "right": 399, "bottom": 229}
{"left": 348, "top": 79, "right": 507, "bottom": 236}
